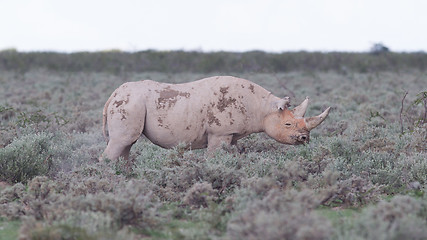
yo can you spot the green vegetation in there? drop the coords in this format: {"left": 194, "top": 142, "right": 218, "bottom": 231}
{"left": 0, "top": 51, "right": 426, "bottom": 239}
{"left": 0, "top": 219, "right": 20, "bottom": 240}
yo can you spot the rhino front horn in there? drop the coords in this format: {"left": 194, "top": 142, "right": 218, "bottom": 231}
{"left": 305, "top": 107, "right": 331, "bottom": 130}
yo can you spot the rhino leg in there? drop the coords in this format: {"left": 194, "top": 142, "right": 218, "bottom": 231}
{"left": 207, "top": 134, "right": 233, "bottom": 154}
{"left": 101, "top": 103, "right": 146, "bottom": 162}
{"left": 102, "top": 139, "right": 136, "bottom": 161}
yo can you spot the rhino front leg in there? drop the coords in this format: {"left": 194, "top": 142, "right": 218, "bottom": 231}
{"left": 207, "top": 134, "right": 233, "bottom": 155}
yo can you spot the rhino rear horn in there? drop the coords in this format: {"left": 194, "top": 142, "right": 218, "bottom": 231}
{"left": 276, "top": 97, "right": 291, "bottom": 110}
{"left": 292, "top": 97, "right": 309, "bottom": 117}
{"left": 305, "top": 107, "right": 331, "bottom": 130}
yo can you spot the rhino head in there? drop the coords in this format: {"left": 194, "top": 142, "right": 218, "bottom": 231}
{"left": 263, "top": 97, "right": 330, "bottom": 145}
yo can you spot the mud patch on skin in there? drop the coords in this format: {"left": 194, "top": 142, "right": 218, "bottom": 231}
{"left": 220, "top": 87, "right": 229, "bottom": 95}
{"left": 239, "top": 106, "right": 247, "bottom": 114}
{"left": 119, "top": 109, "right": 127, "bottom": 120}
{"left": 249, "top": 84, "right": 255, "bottom": 94}
{"left": 157, "top": 117, "right": 163, "bottom": 127}
{"left": 207, "top": 109, "right": 221, "bottom": 126}
{"left": 113, "top": 94, "right": 130, "bottom": 108}
{"left": 228, "top": 112, "right": 234, "bottom": 125}
{"left": 113, "top": 100, "right": 125, "bottom": 107}
{"left": 156, "top": 87, "right": 190, "bottom": 109}
{"left": 157, "top": 117, "right": 169, "bottom": 129}
{"left": 217, "top": 87, "right": 237, "bottom": 112}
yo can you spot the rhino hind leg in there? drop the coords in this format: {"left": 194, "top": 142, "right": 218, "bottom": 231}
{"left": 101, "top": 102, "right": 146, "bottom": 163}
{"left": 102, "top": 139, "right": 136, "bottom": 161}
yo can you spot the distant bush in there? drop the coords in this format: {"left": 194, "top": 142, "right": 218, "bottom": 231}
{"left": 1, "top": 50, "right": 426, "bottom": 73}
{"left": 370, "top": 43, "right": 390, "bottom": 55}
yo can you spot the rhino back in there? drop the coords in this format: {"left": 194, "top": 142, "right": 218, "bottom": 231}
{"left": 135, "top": 76, "right": 271, "bottom": 148}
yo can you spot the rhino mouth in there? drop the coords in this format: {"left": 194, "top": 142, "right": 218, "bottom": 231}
{"left": 291, "top": 134, "right": 310, "bottom": 144}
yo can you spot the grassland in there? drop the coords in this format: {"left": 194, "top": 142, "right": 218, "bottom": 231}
{"left": 0, "top": 51, "right": 426, "bottom": 239}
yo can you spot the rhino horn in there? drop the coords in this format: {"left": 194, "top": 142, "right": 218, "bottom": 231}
{"left": 305, "top": 107, "right": 331, "bottom": 130}
{"left": 276, "top": 97, "right": 291, "bottom": 110}
{"left": 292, "top": 97, "right": 309, "bottom": 117}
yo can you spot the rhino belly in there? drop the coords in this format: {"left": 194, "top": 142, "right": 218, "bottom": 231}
{"left": 142, "top": 114, "right": 208, "bottom": 149}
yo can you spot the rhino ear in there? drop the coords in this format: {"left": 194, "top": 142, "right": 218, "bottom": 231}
{"left": 276, "top": 97, "right": 291, "bottom": 111}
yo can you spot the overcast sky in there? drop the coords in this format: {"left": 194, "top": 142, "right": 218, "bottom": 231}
{"left": 1, "top": 0, "right": 426, "bottom": 52}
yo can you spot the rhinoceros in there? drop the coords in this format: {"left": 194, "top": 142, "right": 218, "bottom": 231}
{"left": 101, "top": 76, "right": 330, "bottom": 160}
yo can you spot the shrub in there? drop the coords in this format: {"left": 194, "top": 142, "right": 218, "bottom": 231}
{"left": 135, "top": 149, "right": 245, "bottom": 201}
{"left": 0, "top": 168, "right": 159, "bottom": 239}
{"left": 227, "top": 189, "right": 332, "bottom": 240}
{"left": 336, "top": 195, "right": 427, "bottom": 240}
{"left": 183, "top": 182, "right": 218, "bottom": 208}
{"left": 0, "top": 133, "right": 58, "bottom": 184}
{"left": 0, "top": 131, "right": 105, "bottom": 184}
{"left": 0, "top": 105, "right": 69, "bottom": 147}
{"left": 0, "top": 182, "right": 25, "bottom": 204}
{"left": 19, "top": 217, "right": 138, "bottom": 240}
{"left": 19, "top": 221, "right": 97, "bottom": 240}
{"left": 326, "top": 175, "right": 382, "bottom": 207}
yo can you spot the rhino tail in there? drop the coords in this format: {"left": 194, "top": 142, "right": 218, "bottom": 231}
{"left": 102, "top": 91, "right": 115, "bottom": 143}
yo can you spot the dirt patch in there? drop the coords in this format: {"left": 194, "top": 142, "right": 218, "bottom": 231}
{"left": 113, "top": 94, "right": 130, "bottom": 108}
{"left": 119, "top": 109, "right": 127, "bottom": 120}
{"left": 207, "top": 109, "right": 221, "bottom": 126}
{"left": 217, "top": 87, "right": 237, "bottom": 112}
{"left": 113, "top": 100, "right": 125, "bottom": 107}
{"left": 220, "top": 87, "right": 229, "bottom": 94}
{"left": 239, "top": 106, "right": 247, "bottom": 114}
{"left": 156, "top": 87, "right": 190, "bottom": 109}
{"left": 249, "top": 84, "right": 255, "bottom": 94}
{"left": 157, "top": 117, "right": 163, "bottom": 127}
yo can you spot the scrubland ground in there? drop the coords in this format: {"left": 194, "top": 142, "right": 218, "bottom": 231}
{"left": 0, "top": 69, "right": 426, "bottom": 239}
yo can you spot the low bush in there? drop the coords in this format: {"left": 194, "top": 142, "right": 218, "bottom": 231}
{"left": 335, "top": 195, "right": 427, "bottom": 240}
{"left": 0, "top": 131, "right": 105, "bottom": 184}
{"left": 135, "top": 149, "right": 245, "bottom": 201}
{"left": 0, "top": 167, "right": 159, "bottom": 239}
{"left": 0, "top": 133, "right": 58, "bottom": 184}
{"left": 227, "top": 189, "right": 332, "bottom": 240}
{"left": 326, "top": 175, "right": 382, "bottom": 207}
{"left": 183, "top": 182, "right": 218, "bottom": 209}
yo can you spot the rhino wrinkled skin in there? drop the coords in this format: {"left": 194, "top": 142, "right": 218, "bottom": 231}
{"left": 101, "top": 76, "right": 330, "bottom": 161}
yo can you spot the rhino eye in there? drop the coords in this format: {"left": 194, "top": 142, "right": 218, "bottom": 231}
{"left": 285, "top": 122, "right": 292, "bottom": 127}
